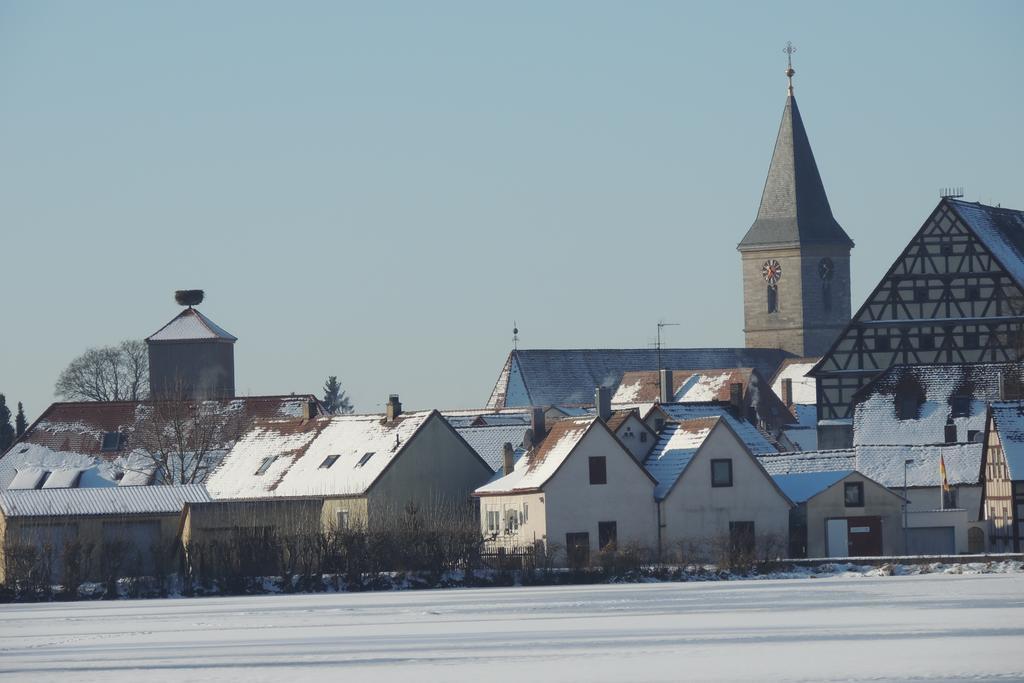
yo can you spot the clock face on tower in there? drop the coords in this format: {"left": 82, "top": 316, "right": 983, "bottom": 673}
{"left": 762, "top": 259, "right": 782, "bottom": 285}
{"left": 818, "top": 257, "right": 835, "bottom": 281}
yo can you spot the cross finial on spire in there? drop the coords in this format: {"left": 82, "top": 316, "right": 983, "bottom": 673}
{"left": 783, "top": 41, "right": 797, "bottom": 96}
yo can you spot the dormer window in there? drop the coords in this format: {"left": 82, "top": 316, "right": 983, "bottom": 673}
{"left": 951, "top": 395, "right": 970, "bottom": 418}
{"left": 895, "top": 380, "right": 925, "bottom": 421}
{"left": 101, "top": 432, "right": 125, "bottom": 452}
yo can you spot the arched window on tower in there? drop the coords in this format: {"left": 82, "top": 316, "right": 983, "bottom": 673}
{"left": 767, "top": 285, "right": 778, "bottom": 313}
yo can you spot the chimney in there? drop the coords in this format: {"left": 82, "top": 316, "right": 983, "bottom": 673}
{"left": 729, "top": 383, "right": 744, "bottom": 412}
{"left": 302, "top": 399, "right": 317, "bottom": 420}
{"left": 531, "top": 407, "right": 546, "bottom": 443}
{"left": 386, "top": 394, "right": 402, "bottom": 421}
{"left": 502, "top": 442, "right": 515, "bottom": 476}
{"left": 781, "top": 378, "right": 793, "bottom": 407}
{"left": 595, "top": 386, "right": 612, "bottom": 421}
{"left": 523, "top": 428, "right": 535, "bottom": 451}
{"left": 659, "top": 370, "right": 674, "bottom": 404}
{"left": 944, "top": 418, "right": 958, "bottom": 444}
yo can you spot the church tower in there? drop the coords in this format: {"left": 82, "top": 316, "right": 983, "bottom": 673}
{"left": 738, "top": 45, "right": 854, "bottom": 358}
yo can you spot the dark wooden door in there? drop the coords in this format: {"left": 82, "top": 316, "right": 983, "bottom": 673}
{"left": 845, "top": 516, "right": 882, "bottom": 556}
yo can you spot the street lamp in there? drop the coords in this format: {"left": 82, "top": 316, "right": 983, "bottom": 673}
{"left": 903, "top": 458, "right": 914, "bottom": 555}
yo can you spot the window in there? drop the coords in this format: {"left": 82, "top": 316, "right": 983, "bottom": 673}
{"left": 356, "top": 452, "right": 375, "bottom": 467}
{"left": 319, "top": 454, "right": 340, "bottom": 469}
{"left": 711, "top": 459, "right": 733, "bottom": 487}
{"left": 767, "top": 285, "right": 778, "bottom": 313}
{"left": 844, "top": 482, "right": 864, "bottom": 507}
{"left": 876, "top": 335, "right": 891, "bottom": 351}
{"left": 940, "top": 239, "right": 953, "bottom": 256}
{"left": 920, "top": 334, "right": 935, "bottom": 350}
{"left": 336, "top": 509, "right": 349, "bottom": 530}
{"left": 965, "top": 332, "right": 980, "bottom": 348}
{"left": 523, "top": 503, "right": 529, "bottom": 522}
{"left": 640, "top": 431, "right": 648, "bottom": 443}
{"left": 486, "top": 509, "right": 500, "bottom": 534}
{"left": 598, "top": 521, "right": 618, "bottom": 550}
{"left": 914, "top": 285, "right": 929, "bottom": 302}
{"left": 254, "top": 457, "right": 276, "bottom": 475}
{"left": 505, "top": 509, "right": 519, "bottom": 533}
{"left": 101, "top": 432, "right": 124, "bottom": 452}
{"left": 654, "top": 419, "right": 664, "bottom": 432}
{"left": 35, "top": 471, "right": 52, "bottom": 489}
{"left": 951, "top": 395, "right": 970, "bottom": 418}
{"left": 967, "top": 285, "right": 981, "bottom": 300}
{"left": 896, "top": 381, "right": 925, "bottom": 421}
{"left": 588, "top": 457, "right": 607, "bottom": 485}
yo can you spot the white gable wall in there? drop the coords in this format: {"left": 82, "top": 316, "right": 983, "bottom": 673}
{"left": 542, "top": 424, "right": 658, "bottom": 561}
{"left": 660, "top": 423, "right": 790, "bottom": 556}
{"left": 614, "top": 414, "right": 656, "bottom": 462}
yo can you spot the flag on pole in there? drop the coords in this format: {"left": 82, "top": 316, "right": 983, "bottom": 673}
{"left": 940, "top": 454, "right": 951, "bottom": 509}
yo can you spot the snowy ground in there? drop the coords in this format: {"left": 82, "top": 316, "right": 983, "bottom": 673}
{"left": 2, "top": 573, "right": 1023, "bottom": 682}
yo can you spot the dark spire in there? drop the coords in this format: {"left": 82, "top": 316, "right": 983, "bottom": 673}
{"left": 738, "top": 51, "right": 853, "bottom": 251}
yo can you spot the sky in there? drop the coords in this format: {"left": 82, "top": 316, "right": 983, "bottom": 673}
{"left": 1, "top": 1, "right": 1021, "bottom": 421}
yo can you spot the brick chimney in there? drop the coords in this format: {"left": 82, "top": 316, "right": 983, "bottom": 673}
{"left": 729, "top": 383, "right": 744, "bottom": 412}
{"left": 502, "top": 442, "right": 515, "bottom": 476}
{"left": 385, "top": 394, "right": 402, "bottom": 421}
{"left": 659, "top": 370, "right": 674, "bottom": 404}
{"left": 780, "top": 378, "right": 793, "bottom": 407}
{"left": 595, "top": 386, "right": 612, "bottom": 421}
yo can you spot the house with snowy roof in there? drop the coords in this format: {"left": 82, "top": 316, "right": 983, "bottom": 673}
{"left": 0, "top": 395, "right": 321, "bottom": 491}
{"left": 771, "top": 471, "right": 904, "bottom": 558}
{"left": 205, "top": 396, "right": 493, "bottom": 530}
{"left": 0, "top": 484, "right": 211, "bottom": 584}
{"left": 473, "top": 415, "right": 658, "bottom": 566}
{"left": 611, "top": 368, "right": 795, "bottom": 439}
{"left": 644, "top": 417, "right": 791, "bottom": 562}
{"left": 981, "top": 402, "right": 1024, "bottom": 552}
{"left": 810, "top": 198, "right": 1024, "bottom": 449}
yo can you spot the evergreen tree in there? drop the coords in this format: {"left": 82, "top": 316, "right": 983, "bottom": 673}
{"left": 0, "top": 395, "right": 14, "bottom": 453}
{"left": 322, "top": 375, "right": 354, "bottom": 415}
{"left": 16, "top": 402, "right": 27, "bottom": 437}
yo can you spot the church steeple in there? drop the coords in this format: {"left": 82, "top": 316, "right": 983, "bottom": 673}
{"left": 738, "top": 44, "right": 854, "bottom": 358}
{"left": 738, "top": 48, "right": 853, "bottom": 251}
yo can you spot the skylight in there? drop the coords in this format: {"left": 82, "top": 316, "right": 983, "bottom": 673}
{"left": 320, "top": 454, "right": 340, "bottom": 469}
{"left": 356, "top": 452, "right": 375, "bottom": 468}
{"left": 254, "top": 456, "right": 277, "bottom": 475}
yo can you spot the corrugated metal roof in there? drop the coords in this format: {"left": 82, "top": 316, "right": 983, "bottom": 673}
{"left": 0, "top": 484, "right": 211, "bottom": 517}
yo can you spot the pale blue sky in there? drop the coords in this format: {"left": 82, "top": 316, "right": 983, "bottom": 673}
{"left": 1, "top": 1, "right": 1021, "bottom": 421}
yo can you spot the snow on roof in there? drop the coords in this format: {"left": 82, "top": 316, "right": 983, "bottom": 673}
{"left": 205, "top": 411, "right": 435, "bottom": 499}
{"left": 643, "top": 418, "right": 718, "bottom": 499}
{"left": 856, "top": 443, "right": 982, "bottom": 487}
{"left": 759, "top": 449, "right": 856, "bottom": 476}
{"left": 990, "top": 401, "right": 1024, "bottom": 480}
{"left": 853, "top": 364, "right": 1008, "bottom": 446}
{"left": 455, "top": 424, "right": 530, "bottom": 472}
{"left": 0, "top": 484, "right": 211, "bottom": 518}
{"left": 771, "top": 470, "right": 853, "bottom": 503}
{"left": 612, "top": 368, "right": 757, "bottom": 404}
{"left": 658, "top": 403, "right": 779, "bottom": 455}
{"left": 771, "top": 358, "right": 819, "bottom": 405}
{"left": 146, "top": 308, "right": 237, "bottom": 342}
{"left": 475, "top": 417, "right": 594, "bottom": 495}
{"left": 0, "top": 396, "right": 319, "bottom": 490}
{"left": 486, "top": 348, "right": 793, "bottom": 408}
{"left": 759, "top": 444, "right": 982, "bottom": 487}
{"left": 441, "top": 408, "right": 531, "bottom": 428}
{"left": 950, "top": 200, "right": 1024, "bottom": 289}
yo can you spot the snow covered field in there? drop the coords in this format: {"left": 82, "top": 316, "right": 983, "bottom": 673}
{"left": 2, "top": 573, "right": 1023, "bottom": 682}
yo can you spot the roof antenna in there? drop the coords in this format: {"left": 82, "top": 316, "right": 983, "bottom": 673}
{"left": 654, "top": 320, "right": 679, "bottom": 399}
{"left": 783, "top": 41, "right": 797, "bottom": 96}
{"left": 174, "top": 289, "right": 204, "bottom": 309}
{"left": 513, "top": 321, "right": 520, "bottom": 351}
{"left": 939, "top": 187, "right": 964, "bottom": 199}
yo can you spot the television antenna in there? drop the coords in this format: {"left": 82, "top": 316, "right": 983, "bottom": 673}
{"left": 655, "top": 321, "right": 679, "bottom": 399}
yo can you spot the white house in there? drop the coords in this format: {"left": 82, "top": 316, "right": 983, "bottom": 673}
{"left": 473, "top": 416, "right": 658, "bottom": 566}
{"left": 644, "top": 417, "right": 792, "bottom": 562}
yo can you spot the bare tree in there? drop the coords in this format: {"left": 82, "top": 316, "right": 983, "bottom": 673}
{"left": 55, "top": 340, "right": 150, "bottom": 402}
{"left": 129, "top": 384, "right": 249, "bottom": 484}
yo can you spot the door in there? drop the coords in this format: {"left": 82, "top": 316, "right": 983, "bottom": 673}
{"left": 846, "top": 516, "right": 883, "bottom": 556}
{"left": 565, "top": 532, "right": 590, "bottom": 568}
{"left": 826, "top": 518, "right": 848, "bottom": 557}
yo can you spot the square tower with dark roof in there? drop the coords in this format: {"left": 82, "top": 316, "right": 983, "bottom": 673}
{"left": 738, "top": 61, "right": 854, "bottom": 357}
{"left": 146, "top": 298, "right": 237, "bottom": 400}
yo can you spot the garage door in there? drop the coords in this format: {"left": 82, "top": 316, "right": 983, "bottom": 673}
{"left": 906, "top": 526, "right": 955, "bottom": 555}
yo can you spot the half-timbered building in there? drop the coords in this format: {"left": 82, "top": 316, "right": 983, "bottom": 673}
{"left": 810, "top": 199, "right": 1024, "bottom": 448}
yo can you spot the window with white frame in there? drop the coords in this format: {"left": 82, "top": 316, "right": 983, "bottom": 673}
{"left": 336, "top": 509, "right": 350, "bottom": 530}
